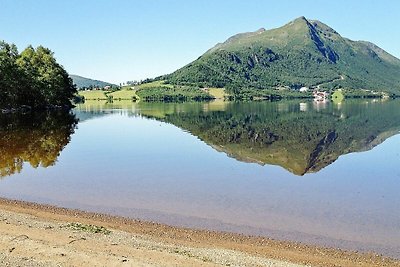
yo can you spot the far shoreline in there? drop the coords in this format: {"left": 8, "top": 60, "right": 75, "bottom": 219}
{"left": 0, "top": 197, "right": 398, "bottom": 267}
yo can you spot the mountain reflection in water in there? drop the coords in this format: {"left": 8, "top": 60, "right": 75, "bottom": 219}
{"left": 2, "top": 99, "right": 400, "bottom": 178}
{"left": 133, "top": 99, "right": 400, "bottom": 175}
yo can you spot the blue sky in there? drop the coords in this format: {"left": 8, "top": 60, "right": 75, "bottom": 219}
{"left": 1, "top": 0, "right": 399, "bottom": 83}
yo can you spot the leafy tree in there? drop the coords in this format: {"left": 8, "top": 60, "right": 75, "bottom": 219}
{"left": 0, "top": 40, "right": 76, "bottom": 109}
{"left": 0, "top": 41, "right": 20, "bottom": 107}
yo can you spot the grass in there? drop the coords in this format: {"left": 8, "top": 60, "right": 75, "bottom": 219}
{"left": 332, "top": 90, "right": 345, "bottom": 103}
{"left": 78, "top": 88, "right": 138, "bottom": 101}
{"left": 78, "top": 90, "right": 108, "bottom": 100}
{"left": 206, "top": 88, "right": 227, "bottom": 99}
{"left": 63, "top": 222, "right": 111, "bottom": 235}
{"left": 121, "top": 85, "right": 134, "bottom": 90}
{"left": 78, "top": 81, "right": 218, "bottom": 102}
{"left": 137, "top": 80, "right": 174, "bottom": 90}
{"left": 109, "top": 89, "right": 138, "bottom": 100}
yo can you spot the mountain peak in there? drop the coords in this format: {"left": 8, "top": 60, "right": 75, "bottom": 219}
{"left": 168, "top": 17, "right": 400, "bottom": 93}
{"left": 309, "top": 20, "right": 340, "bottom": 36}
{"left": 284, "top": 16, "right": 308, "bottom": 27}
{"left": 288, "top": 17, "right": 340, "bottom": 37}
{"left": 295, "top": 16, "right": 308, "bottom": 21}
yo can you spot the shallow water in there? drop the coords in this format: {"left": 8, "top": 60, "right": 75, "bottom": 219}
{"left": 0, "top": 99, "right": 400, "bottom": 258}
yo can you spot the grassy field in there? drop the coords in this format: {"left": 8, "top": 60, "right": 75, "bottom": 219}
{"left": 78, "top": 81, "right": 218, "bottom": 102}
{"left": 108, "top": 89, "right": 138, "bottom": 100}
{"left": 78, "top": 90, "right": 108, "bottom": 100}
{"left": 78, "top": 89, "right": 138, "bottom": 101}
{"left": 137, "top": 80, "right": 174, "bottom": 89}
{"left": 207, "top": 88, "right": 227, "bottom": 99}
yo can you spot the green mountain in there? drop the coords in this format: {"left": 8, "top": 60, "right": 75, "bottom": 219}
{"left": 167, "top": 17, "right": 400, "bottom": 93}
{"left": 70, "top": 74, "right": 116, "bottom": 89}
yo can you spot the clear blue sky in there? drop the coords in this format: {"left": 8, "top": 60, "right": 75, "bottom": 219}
{"left": 1, "top": 0, "right": 399, "bottom": 84}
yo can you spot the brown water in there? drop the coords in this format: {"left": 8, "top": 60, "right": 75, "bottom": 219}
{"left": 0, "top": 99, "right": 399, "bottom": 258}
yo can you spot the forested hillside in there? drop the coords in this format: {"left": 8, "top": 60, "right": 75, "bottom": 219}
{"left": 71, "top": 75, "right": 115, "bottom": 89}
{"left": 166, "top": 17, "right": 400, "bottom": 94}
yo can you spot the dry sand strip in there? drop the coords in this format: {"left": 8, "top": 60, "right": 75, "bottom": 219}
{"left": 0, "top": 198, "right": 398, "bottom": 267}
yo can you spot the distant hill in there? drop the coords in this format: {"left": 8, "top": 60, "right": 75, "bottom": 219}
{"left": 70, "top": 75, "right": 116, "bottom": 89}
{"left": 166, "top": 17, "right": 400, "bottom": 93}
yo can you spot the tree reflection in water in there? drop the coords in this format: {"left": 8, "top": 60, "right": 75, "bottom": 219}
{"left": 0, "top": 112, "right": 77, "bottom": 178}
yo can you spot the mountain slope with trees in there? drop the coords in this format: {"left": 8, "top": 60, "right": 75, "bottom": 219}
{"left": 166, "top": 17, "right": 400, "bottom": 94}
{"left": 0, "top": 40, "right": 76, "bottom": 110}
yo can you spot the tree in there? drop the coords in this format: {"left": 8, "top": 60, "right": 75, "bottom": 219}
{"left": 16, "top": 45, "right": 77, "bottom": 108}
{"left": 0, "top": 41, "right": 20, "bottom": 107}
{"left": 0, "top": 40, "right": 77, "bottom": 109}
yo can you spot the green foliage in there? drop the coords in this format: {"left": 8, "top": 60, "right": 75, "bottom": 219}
{"left": 108, "top": 89, "right": 138, "bottom": 100}
{"left": 165, "top": 17, "right": 400, "bottom": 95}
{"left": 0, "top": 41, "right": 77, "bottom": 109}
{"left": 225, "top": 87, "right": 312, "bottom": 100}
{"left": 64, "top": 222, "right": 111, "bottom": 235}
{"left": 340, "top": 89, "right": 385, "bottom": 98}
{"left": 0, "top": 41, "right": 23, "bottom": 107}
{"left": 73, "top": 94, "right": 85, "bottom": 103}
{"left": 137, "top": 80, "right": 173, "bottom": 89}
{"left": 136, "top": 85, "right": 214, "bottom": 102}
{"left": 78, "top": 90, "right": 108, "bottom": 100}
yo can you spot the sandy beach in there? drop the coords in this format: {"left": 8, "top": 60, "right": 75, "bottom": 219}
{"left": 0, "top": 198, "right": 398, "bottom": 267}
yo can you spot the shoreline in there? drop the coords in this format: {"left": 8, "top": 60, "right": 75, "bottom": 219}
{"left": 0, "top": 197, "right": 398, "bottom": 266}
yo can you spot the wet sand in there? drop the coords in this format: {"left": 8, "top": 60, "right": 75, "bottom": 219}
{"left": 0, "top": 198, "right": 398, "bottom": 267}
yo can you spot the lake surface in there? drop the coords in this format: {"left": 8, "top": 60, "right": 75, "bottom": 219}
{"left": 1, "top": 99, "right": 400, "bottom": 258}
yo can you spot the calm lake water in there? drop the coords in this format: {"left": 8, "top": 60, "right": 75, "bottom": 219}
{"left": 1, "top": 99, "right": 400, "bottom": 258}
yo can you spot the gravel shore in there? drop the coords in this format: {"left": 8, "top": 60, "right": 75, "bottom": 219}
{"left": 0, "top": 198, "right": 398, "bottom": 267}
